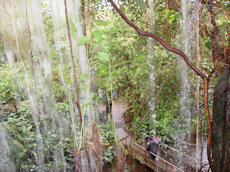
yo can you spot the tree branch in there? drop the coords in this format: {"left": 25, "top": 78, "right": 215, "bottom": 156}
{"left": 108, "top": 0, "right": 206, "bottom": 80}
{"left": 203, "top": 78, "right": 215, "bottom": 172}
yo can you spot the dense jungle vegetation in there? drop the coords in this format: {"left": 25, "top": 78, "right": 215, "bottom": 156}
{"left": 0, "top": 0, "right": 229, "bottom": 171}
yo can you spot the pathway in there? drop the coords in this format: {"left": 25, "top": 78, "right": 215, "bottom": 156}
{"left": 98, "top": 100, "right": 198, "bottom": 171}
{"left": 112, "top": 100, "right": 129, "bottom": 141}
{"left": 97, "top": 100, "right": 129, "bottom": 141}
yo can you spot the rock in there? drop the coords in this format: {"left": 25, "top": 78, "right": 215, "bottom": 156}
{"left": 212, "top": 67, "right": 230, "bottom": 172}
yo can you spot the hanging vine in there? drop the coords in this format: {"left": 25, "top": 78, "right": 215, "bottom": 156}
{"left": 64, "top": 1, "right": 83, "bottom": 171}
{"left": 64, "top": 0, "right": 83, "bottom": 125}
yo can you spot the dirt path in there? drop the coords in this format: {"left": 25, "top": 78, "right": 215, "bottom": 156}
{"left": 97, "top": 100, "right": 129, "bottom": 141}
{"left": 112, "top": 101, "right": 128, "bottom": 141}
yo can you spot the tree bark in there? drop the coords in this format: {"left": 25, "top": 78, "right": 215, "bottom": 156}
{"left": 212, "top": 68, "right": 230, "bottom": 172}
{"left": 195, "top": 0, "right": 200, "bottom": 171}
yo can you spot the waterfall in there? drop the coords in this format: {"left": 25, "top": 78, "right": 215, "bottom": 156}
{"left": 0, "top": 128, "right": 15, "bottom": 172}
{"left": 72, "top": 0, "right": 92, "bottom": 124}
{"left": 50, "top": 0, "right": 94, "bottom": 171}
{"left": 177, "top": 0, "right": 194, "bottom": 141}
{"left": 18, "top": 0, "right": 68, "bottom": 170}
{"left": 0, "top": 1, "right": 45, "bottom": 171}
{"left": 72, "top": 1, "right": 95, "bottom": 170}
{"left": 147, "top": 0, "right": 156, "bottom": 135}
{"left": 0, "top": 0, "right": 72, "bottom": 171}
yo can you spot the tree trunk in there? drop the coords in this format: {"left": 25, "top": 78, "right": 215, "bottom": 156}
{"left": 212, "top": 67, "right": 230, "bottom": 172}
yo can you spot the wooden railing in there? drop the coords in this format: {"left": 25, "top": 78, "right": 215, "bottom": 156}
{"left": 121, "top": 134, "right": 200, "bottom": 172}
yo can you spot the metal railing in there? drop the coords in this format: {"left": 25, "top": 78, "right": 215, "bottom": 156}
{"left": 134, "top": 143, "right": 184, "bottom": 172}
{"left": 140, "top": 133, "right": 198, "bottom": 170}
{"left": 141, "top": 133, "right": 196, "bottom": 162}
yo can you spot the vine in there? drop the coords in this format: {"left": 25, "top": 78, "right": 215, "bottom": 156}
{"left": 64, "top": 0, "right": 82, "bottom": 125}
{"left": 108, "top": 0, "right": 215, "bottom": 171}
{"left": 64, "top": 1, "right": 83, "bottom": 171}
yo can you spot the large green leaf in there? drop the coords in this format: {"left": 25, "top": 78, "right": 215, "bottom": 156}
{"left": 134, "top": 0, "right": 145, "bottom": 9}
{"left": 168, "top": 18, "right": 175, "bottom": 24}
{"left": 98, "top": 64, "right": 108, "bottom": 74}
{"left": 77, "top": 36, "right": 90, "bottom": 45}
{"left": 136, "top": 53, "right": 145, "bottom": 60}
{"left": 98, "top": 52, "right": 110, "bottom": 62}
{"left": 204, "top": 38, "right": 211, "bottom": 50}
{"left": 95, "top": 20, "right": 107, "bottom": 26}
{"left": 111, "top": 41, "right": 120, "bottom": 48}
{"left": 69, "top": 19, "right": 76, "bottom": 38}
{"left": 93, "top": 30, "right": 104, "bottom": 38}
{"left": 48, "top": 50, "right": 55, "bottom": 59}
{"left": 109, "top": 27, "right": 120, "bottom": 33}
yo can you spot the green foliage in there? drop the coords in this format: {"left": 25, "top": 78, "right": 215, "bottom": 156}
{"left": 1, "top": 102, "right": 36, "bottom": 171}
{"left": 0, "top": 65, "right": 16, "bottom": 106}
{"left": 158, "top": 9, "right": 180, "bottom": 24}
{"left": 48, "top": 50, "right": 56, "bottom": 59}
{"left": 127, "top": 115, "right": 154, "bottom": 139}
{"left": 91, "top": 8, "right": 183, "bottom": 145}
{"left": 155, "top": 105, "right": 179, "bottom": 143}
{"left": 1, "top": 0, "right": 229, "bottom": 170}
{"left": 204, "top": 37, "right": 211, "bottom": 50}
{"left": 92, "top": 14, "right": 148, "bottom": 101}
{"left": 42, "top": 2, "right": 55, "bottom": 46}
{"left": 95, "top": 20, "right": 107, "bottom": 26}
{"left": 98, "top": 52, "right": 110, "bottom": 62}
{"left": 168, "top": 12, "right": 180, "bottom": 24}
{"left": 134, "top": 0, "right": 145, "bottom": 9}
{"left": 77, "top": 36, "right": 90, "bottom": 46}
{"left": 0, "top": 63, "right": 76, "bottom": 171}
{"left": 99, "top": 122, "right": 116, "bottom": 165}
{"left": 70, "top": 19, "right": 77, "bottom": 38}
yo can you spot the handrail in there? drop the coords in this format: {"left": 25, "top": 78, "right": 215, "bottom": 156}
{"left": 134, "top": 143, "right": 184, "bottom": 172}
{"left": 141, "top": 133, "right": 197, "bottom": 163}
{"left": 160, "top": 142, "right": 197, "bottom": 170}
{"left": 119, "top": 130, "right": 198, "bottom": 171}
{"left": 161, "top": 143, "right": 196, "bottom": 164}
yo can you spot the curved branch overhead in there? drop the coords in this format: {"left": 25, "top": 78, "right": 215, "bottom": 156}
{"left": 108, "top": 0, "right": 206, "bottom": 80}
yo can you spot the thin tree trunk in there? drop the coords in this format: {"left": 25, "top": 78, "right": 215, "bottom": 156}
{"left": 73, "top": 0, "right": 92, "bottom": 124}
{"left": 195, "top": 0, "right": 200, "bottom": 171}
{"left": 64, "top": 1, "right": 83, "bottom": 171}
{"left": 64, "top": 0, "right": 83, "bottom": 125}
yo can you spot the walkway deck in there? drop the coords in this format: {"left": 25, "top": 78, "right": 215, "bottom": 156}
{"left": 100, "top": 100, "right": 199, "bottom": 172}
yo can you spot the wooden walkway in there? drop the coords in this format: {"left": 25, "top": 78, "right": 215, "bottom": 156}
{"left": 100, "top": 100, "right": 199, "bottom": 172}
{"left": 125, "top": 143, "right": 183, "bottom": 172}
{"left": 125, "top": 140, "right": 199, "bottom": 172}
